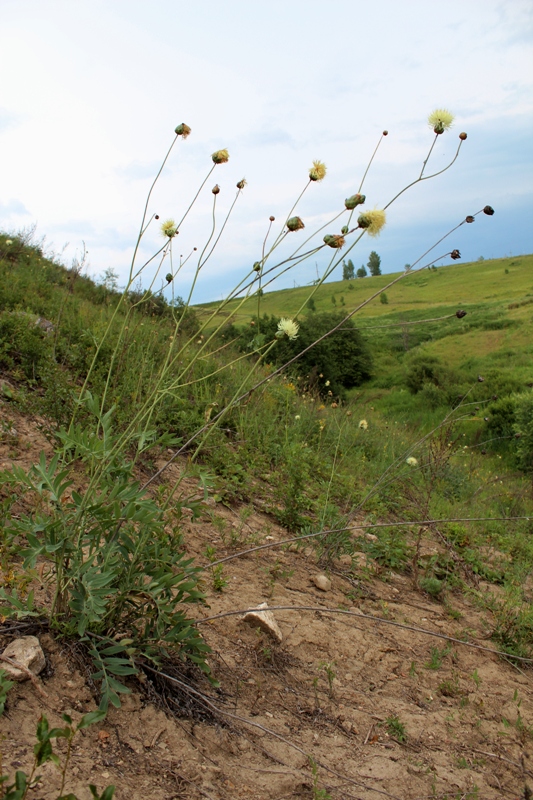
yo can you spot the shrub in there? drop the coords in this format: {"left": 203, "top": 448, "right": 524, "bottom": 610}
{"left": 0, "top": 312, "right": 52, "bottom": 381}
{"left": 260, "top": 312, "right": 372, "bottom": 397}
{"left": 404, "top": 355, "right": 444, "bottom": 394}
{"left": 514, "top": 390, "right": 533, "bottom": 471}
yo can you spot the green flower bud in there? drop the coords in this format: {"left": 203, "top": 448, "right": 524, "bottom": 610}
{"left": 323, "top": 234, "right": 345, "bottom": 249}
{"left": 286, "top": 216, "right": 305, "bottom": 232}
{"left": 174, "top": 123, "right": 191, "bottom": 138}
{"left": 344, "top": 193, "right": 365, "bottom": 210}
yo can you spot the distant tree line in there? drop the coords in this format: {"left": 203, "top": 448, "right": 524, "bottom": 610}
{"left": 343, "top": 251, "right": 381, "bottom": 279}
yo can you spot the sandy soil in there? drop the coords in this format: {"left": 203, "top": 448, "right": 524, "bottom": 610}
{"left": 0, "top": 404, "right": 531, "bottom": 800}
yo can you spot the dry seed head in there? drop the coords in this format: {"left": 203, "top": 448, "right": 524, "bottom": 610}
{"left": 459, "top": 132, "right": 467, "bottom": 140}
{"left": 212, "top": 184, "right": 221, "bottom": 195}
{"left": 269, "top": 215, "right": 275, "bottom": 222}
{"left": 450, "top": 249, "right": 461, "bottom": 260}
{"left": 236, "top": 178, "right": 247, "bottom": 190}
{"left": 483, "top": 205, "right": 495, "bottom": 216}
{"left": 383, "top": 130, "right": 388, "bottom": 136}
{"left": 465, "top": 215, "right": 475, "bottom": 223}
{"left": 309, "top": 160, "right": 327, "bottom": 182}
{"left": 174, "top": 123, "right": 191, "bottom": 138}
{"left": 212, "top": 149, "right": 229, "bottom": 164}
{"left": 286, "top": 216, "right": 305, "bottom": 232}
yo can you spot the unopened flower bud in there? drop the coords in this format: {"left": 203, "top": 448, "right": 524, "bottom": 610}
{"left": 345, "top": 193, "right": 365, "bottom": 210}
{"left": 483, "top": 205, "right": 495, "bottom": 216}
{"left": 323, "top": 234, "right": 345, "bottom": 249}
{"left": 456, "top": 309, "right": 467, "bottom": 318}
{"left": 341, "top": 225, "right": 349, "bottom": 235}
{"left": 174, "top": 123, "right": 191, "bottom": 138}
{"left": 253, "top": 262, "right": 261, "bottom": 272}
{"left": 466, "top": 215, "right": 475, "bottom": 223}
{"left": 286, "top": 216, "right": 305, "bottom": 232}
{"left": 212, "top": 149, "right": 229, "bottom": 164}
{"left": 451, "top": 249, "right": 461, "bottom": 260}
{"left": 459, "top": 132, "right": 467, "bottom": 140}
{"left": 212, "top": 184, "right": 220, "bottom": 195}
{"left": 166, "top": 273, "right": 173, "bottom": 283}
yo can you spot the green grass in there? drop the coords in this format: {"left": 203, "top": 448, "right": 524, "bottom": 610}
{"left": 196, "top": 254, "right": 533, "bottom": 325}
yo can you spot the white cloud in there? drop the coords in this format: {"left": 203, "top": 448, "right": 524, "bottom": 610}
{"left": 0, "top": 0, "right": 531, "bottom": 300}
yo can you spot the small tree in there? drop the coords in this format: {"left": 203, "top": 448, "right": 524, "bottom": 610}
{"left": 342, "top": 259, "right": 355, "bottom": 280}
{"left": 367, "top": 251, "right": 381, "bottom": 276}
{"left": 356, "top": 265, "right": 367, "bottom": 278}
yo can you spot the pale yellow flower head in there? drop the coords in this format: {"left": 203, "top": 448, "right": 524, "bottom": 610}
{"left": 309, "top": 160, "right": 327, "bottom": 182}
{"left": 406, "top": 456, "right": 418, "bottom": 467}
{"left": 212, "top": 149, "right": 230, "bottom": 164}
{"left": 359, "top": 419, "right": 368, "bottom": 430}
{"left": 160, "top": 218, "right": 178, "bottom": 238}
{"left": 276, "top": 318, "right": 299, "bottom": 340}
{"left": 428, "top": 109, "right": 454, "bottom": 134}
{"left": 357, "top": 209, "right": 386, "bottom": 237}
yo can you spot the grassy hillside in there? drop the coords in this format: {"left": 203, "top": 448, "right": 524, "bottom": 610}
{"left": 196, "top": 254, "right": 533, "bottom": 324}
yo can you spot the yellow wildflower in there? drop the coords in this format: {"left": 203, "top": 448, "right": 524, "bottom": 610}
{"left": 309, "top": 160, "right": 327, "bottom": 181}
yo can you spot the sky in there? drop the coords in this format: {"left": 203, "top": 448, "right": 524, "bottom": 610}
{"left": 1, "top": 0, "right": 532, "bottom": 303}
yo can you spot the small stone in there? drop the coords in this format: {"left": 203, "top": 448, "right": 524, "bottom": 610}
{"left": 312, "top": 574, "right": 332, "bottom": 592}
{"left": 1, "top": 636, "right": 46, "bottom": 681}
{"left": 336, "top": 554, "right": 352, "bottom": 568}
{"left": 242, "top": 603, "right": 283, "bottom": 643}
